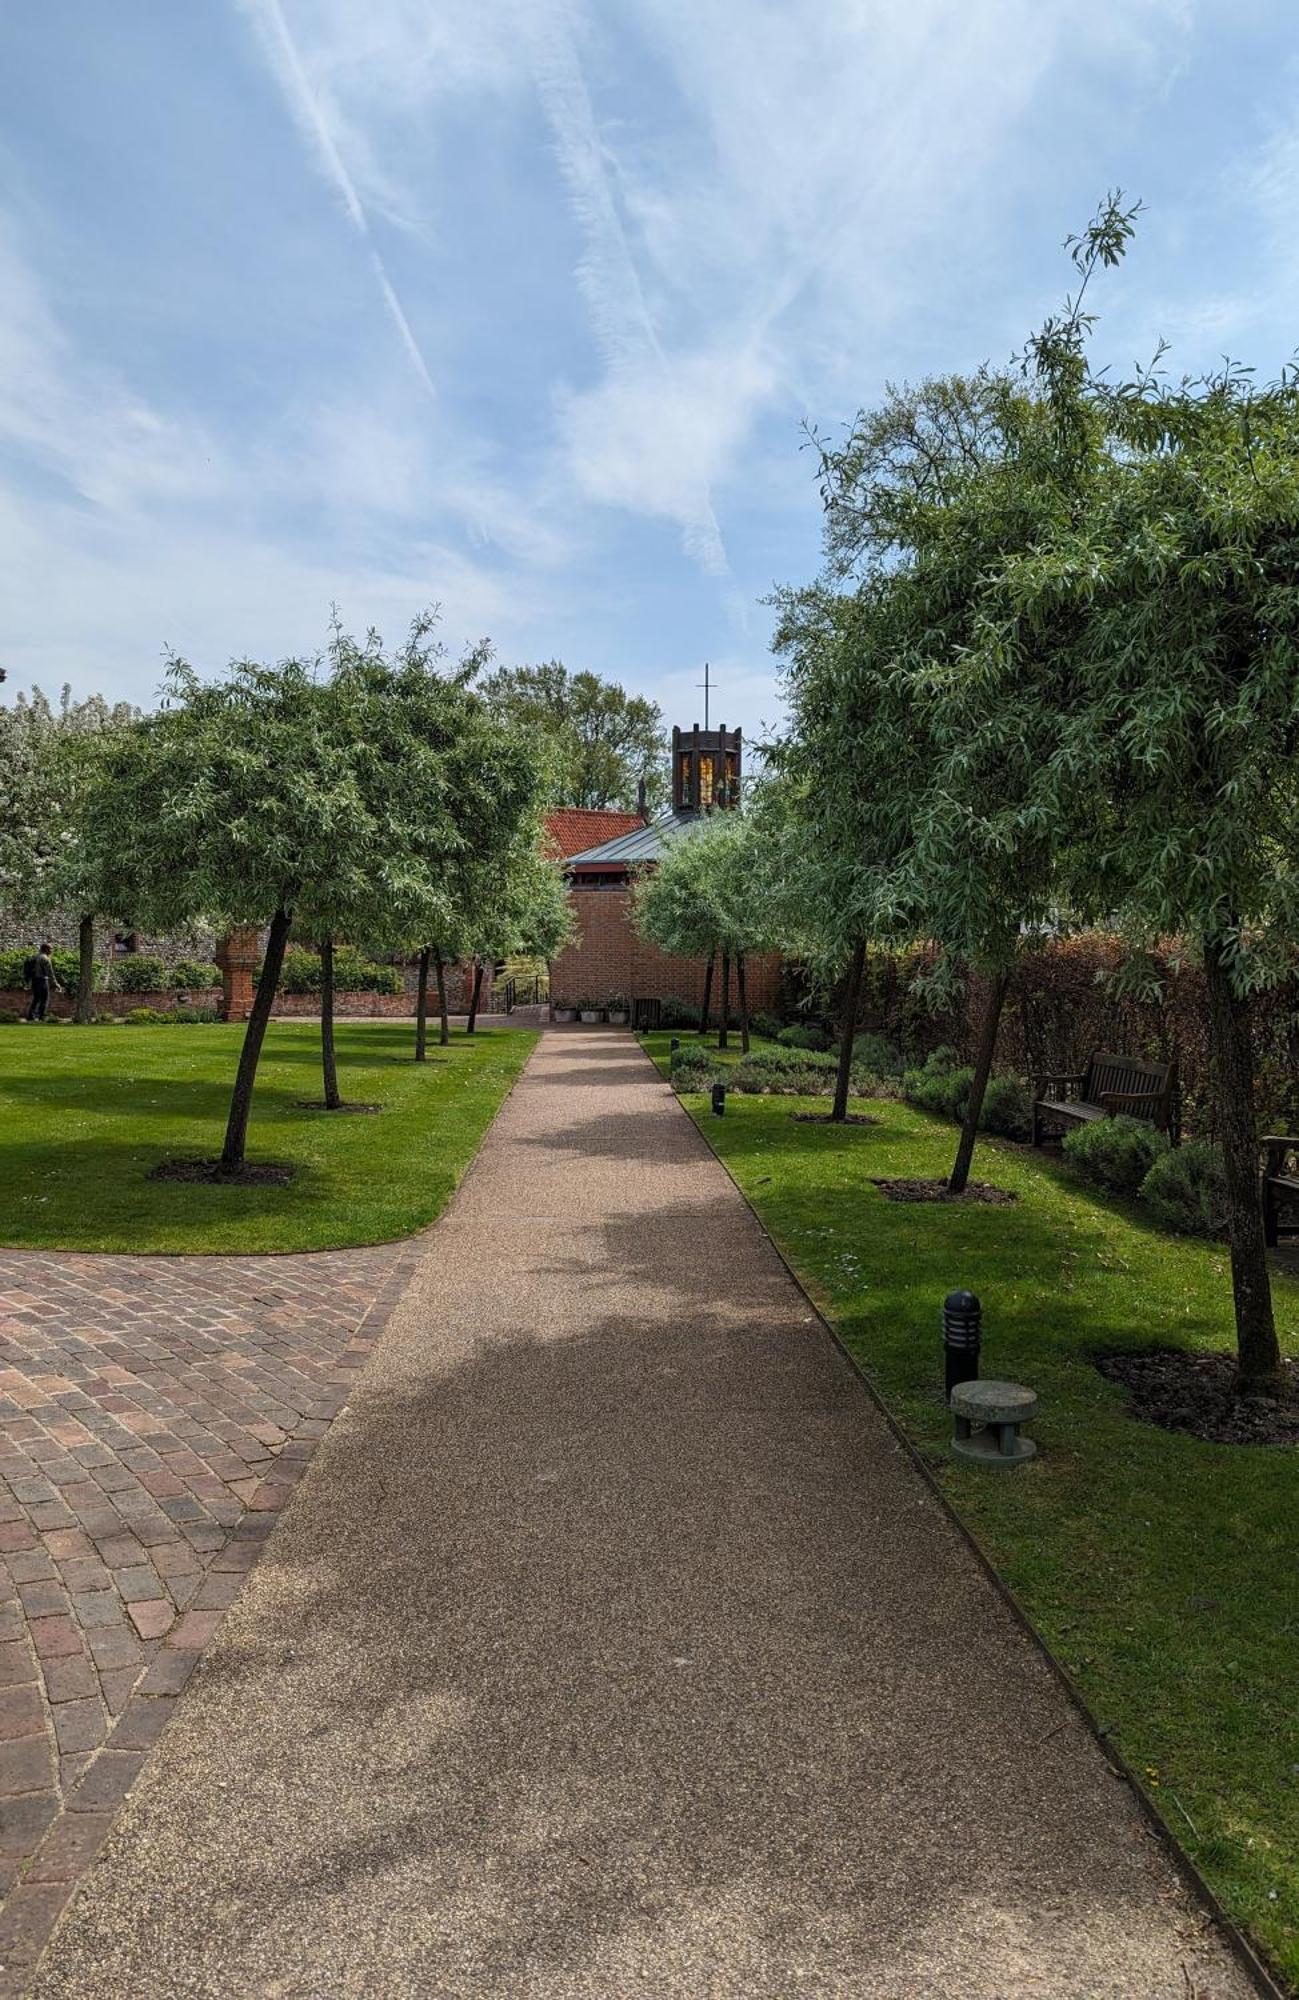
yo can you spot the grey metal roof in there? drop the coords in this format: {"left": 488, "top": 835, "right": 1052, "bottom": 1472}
{"left": 565, "top": 808, "right": 705, "bottom": 869}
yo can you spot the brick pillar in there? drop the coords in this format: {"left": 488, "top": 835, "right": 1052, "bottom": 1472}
{"left": 215, "top": 925, "right": 261, "bottom": 1023}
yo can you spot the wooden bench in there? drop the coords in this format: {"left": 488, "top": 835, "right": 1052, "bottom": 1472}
{"left": 631, "top": 996, "right": 662, "bottom": 1032}
{"left": 1031, "top": 1052, "right": 1176, "bottom": 1148}
{"left": 1261, "top": 1137, "right": 1299, "bottom": 1246}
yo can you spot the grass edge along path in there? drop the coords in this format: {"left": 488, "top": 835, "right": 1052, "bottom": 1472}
{"left": 0, "top": 1021, "right": 538, "bottom": 1254}
{"left": 641, "top": 1028, "right": 1299, "bottom": 1993}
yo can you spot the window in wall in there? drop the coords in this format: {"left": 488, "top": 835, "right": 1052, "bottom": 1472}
{"left": 699, "top": 755, "right": 714, "bottom": 807}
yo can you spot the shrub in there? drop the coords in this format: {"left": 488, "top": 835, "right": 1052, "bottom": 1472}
{"left": 272, "top": 945, "right": 401, "bottom": 995}
{"left": 777, "top": 1023, "right": 832, "bottom": 1053}
{"left": 1139, "top": 1141, "right": 1228, "bottom": 1237}
{"left": 669, "top": 1047, "right": 715, "bottom": 1091}
{"left": 904, "top": 1064, "right": 975, "bottom": 1121}
{"left": 851, "top": 1032, "right": 904, "bottom": 1076}
{"left": 750, "top": 1010, "right": 784, "bottom": 1040}
{"left": 1063, "top": 1115, "right": 1170, "bottom": 1197}
{"left": 171, "top": 958, "right": 220, "bottom": 990}
{"left": 980, "top": 1075, "right": 1033, "bottom": 1140}
{"left": 120, "top": 1004, "right": 221, "bottom": 1025}
{"left": 110, "top": 955, "right": 170, "bottom": 994}
{"left": 738, "top": 1046, "right": 838, "bottom": 1077}
{"left": 0, "top": 948, "right": 103, "bottom": 991}
{"left": 660, "top": 995, "right": 702, "bottom": 1029}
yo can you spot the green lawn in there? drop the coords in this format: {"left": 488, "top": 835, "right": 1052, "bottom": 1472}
{"left": 644, "top": 1030, "right": 1299, "bottom": 1986}
{"left": 0, "top": 1021, "right": 537, "bottom": 1254}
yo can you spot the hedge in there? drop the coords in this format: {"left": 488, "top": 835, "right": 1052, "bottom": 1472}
{"left": 263, "top": 945, "right": 402, "bottom": 996}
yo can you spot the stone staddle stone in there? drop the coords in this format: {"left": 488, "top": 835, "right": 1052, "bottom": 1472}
{"left": 952, "top": 1379, "right": 1039, "bottom": 1466}
{"left": 951, "top": 1379, "right": 1039, "bottom": 1426}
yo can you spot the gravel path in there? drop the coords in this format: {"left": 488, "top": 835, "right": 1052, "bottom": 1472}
{"left": 27, "top": 1029, "right": 1254, "bottom": 1997}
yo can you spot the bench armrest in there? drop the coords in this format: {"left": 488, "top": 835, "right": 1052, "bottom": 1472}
{"left": 1098, "top": 1090, "right": 1160, "bottom": 1112}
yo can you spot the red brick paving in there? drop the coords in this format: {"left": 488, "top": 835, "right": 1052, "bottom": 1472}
{"left": 0, "top": 1243, "right": 420, "bottom": 1988}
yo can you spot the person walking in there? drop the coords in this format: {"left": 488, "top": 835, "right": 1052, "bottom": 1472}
{"left": 24, "top": 941, "right": 64, "bottom": 1022}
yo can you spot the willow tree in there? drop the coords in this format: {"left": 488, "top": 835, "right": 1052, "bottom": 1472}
{"left": 1020, "top": 361, "right": 1299, "bottom": 1395}
{"left": 806, "top": 199, "right": 1137, "bottom": 1189}
{"left": 85, "top": 654, "right": 392, "bottom": 1172}
{"left": 766, "top": 580, "right": 929, "bottom": 1121}
{"left": 634, "top": 811, "right": 772, "bottom": 1050}
{"left": 348, "top": 627, "right": 545, "bottom": 1065}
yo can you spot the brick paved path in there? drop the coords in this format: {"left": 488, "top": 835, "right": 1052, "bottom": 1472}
{"left": 0, "top": 1244, "right": 418, "bottom": 1976}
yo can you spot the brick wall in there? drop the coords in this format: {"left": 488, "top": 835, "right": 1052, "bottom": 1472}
{"left": 549, "top": 889, "right": 782, "bottom": 1011}
{"left": 270, "top": 992, "right": 414, "bottom": 1019}
{"left": 0, "top": 988, "right": 223, "bottom": 1019}
{"left": 0, "top": 989, "right": 418, "bottom": 1020}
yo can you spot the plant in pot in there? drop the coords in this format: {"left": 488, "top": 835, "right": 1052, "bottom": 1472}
{"left": 552, "top": 997, "right": 577, "bottom": 1023}
{"left": 606, "top": 992, "right": 629, "bottom": 1025}
{"left": 577, "top": 995, "right": 605, "bottom": 1023}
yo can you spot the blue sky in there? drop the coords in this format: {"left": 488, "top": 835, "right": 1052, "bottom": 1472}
{"left": 1, "top": 1, "right": 1296, "bottom": 743}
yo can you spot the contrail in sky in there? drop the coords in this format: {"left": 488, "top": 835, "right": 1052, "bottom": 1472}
{"left": 236, "top": 0, "right": 437, "bottom": 402}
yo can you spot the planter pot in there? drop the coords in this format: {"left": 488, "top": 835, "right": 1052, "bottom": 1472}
{"left": 607, "top": 1011, "right": 628, "bottom": 1026}
{"left": 553, "top": 1007, "right": 576, "bottom": 1023}
{"left": 579, "top": 1010, "right": 604, "bottom": 1024}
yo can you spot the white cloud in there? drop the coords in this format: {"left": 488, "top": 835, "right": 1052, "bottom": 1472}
{"left": 0, "top": 224, "right": 227, "bottom": 514}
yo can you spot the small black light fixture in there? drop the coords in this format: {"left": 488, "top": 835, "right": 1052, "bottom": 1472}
{"left": 942, "top": 1289, "right": 982, "bottom": 1401}
{"left": 711, "top": 1081, "right": 727, "bottom": 1117}
{"left": 671, "top": 1036, "right": 681, "bottom": 1053}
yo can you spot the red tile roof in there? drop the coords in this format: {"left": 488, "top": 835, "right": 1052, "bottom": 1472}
{"left": 544, "top": 807, "right": 646, "bottom": 859}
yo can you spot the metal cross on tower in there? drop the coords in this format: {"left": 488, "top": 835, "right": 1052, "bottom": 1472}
{"left": 697, "top": 660, "right": 713, "bottom": 729}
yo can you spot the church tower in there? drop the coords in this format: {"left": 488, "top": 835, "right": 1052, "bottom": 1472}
{"left": 670, "top": 723, "right": 742, "bottom": 814}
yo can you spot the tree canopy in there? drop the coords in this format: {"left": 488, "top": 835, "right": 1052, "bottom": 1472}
{"left": 477, "top": 660, "right": 666, "bottom": 812}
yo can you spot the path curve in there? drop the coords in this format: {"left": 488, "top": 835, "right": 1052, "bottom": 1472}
{"left": 24, "top": 1030, "right": 1253, "bottom": 1997}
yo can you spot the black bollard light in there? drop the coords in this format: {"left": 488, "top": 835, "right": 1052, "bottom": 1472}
{"left": 711, "top": 1081, "right": 727, "bottom": 1117}
{"left": 943, "top": 1289, "right": 982, "bottom": 1401}
{"left": 671, "top": 1036, "right": 681, "bottom": 1054}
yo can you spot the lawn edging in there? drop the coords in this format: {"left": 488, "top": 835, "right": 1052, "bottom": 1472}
{"left": 638, "top": 1037, "right": 1289, "bottom": 2000}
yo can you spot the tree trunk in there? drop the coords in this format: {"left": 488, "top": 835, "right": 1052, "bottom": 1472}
{"left": 719, "top": 952, "right": 731, "bottom": 1050}
{"left": 435, "top": 953, "right": 450, "bottom": 1046}
{"left": 832, "top": 939, "right": 867, "bottom": 1124}
{"left": 949, "top": 963, "right": 1011, "bottom": 1195}
{"left": 74, "top": 913, "right": 95, "bottom": 1025}
{"left": 319, "top": 935, "right": 342, "bottom": 1109}
{"left": 467, "top": 961, "right": 484, "bottom": 1034}
{"left": 220, "top": 905, "right": 292, "bottom": 1172}
{"left": 737, "top": 952, "right": 750, "bottom": 1054}
{"left": 1204, "top": 933, "right": 1282, "bottom": 1394}
{"left": 415, "top": 947, "right": 430, "bottom": 1062}
{"left": 700, "top": 952, "right": 715, "bottom": 1036}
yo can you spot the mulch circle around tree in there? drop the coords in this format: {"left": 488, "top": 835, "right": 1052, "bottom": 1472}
{"left": 1094, "top": 1347, "right": 1299, "bottom": 1446}
{"left": 869, "top": 1177, "right": 1018, "bottom": 1205}
{"left": 791, "top": 1111, "right": 879, "bottom": 1126}
{"left": 149, "top": 1159, "right": 296, "bottom": 1186}
{"left": 293, "top": 1101, "right": 383, "bottom": 1114}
